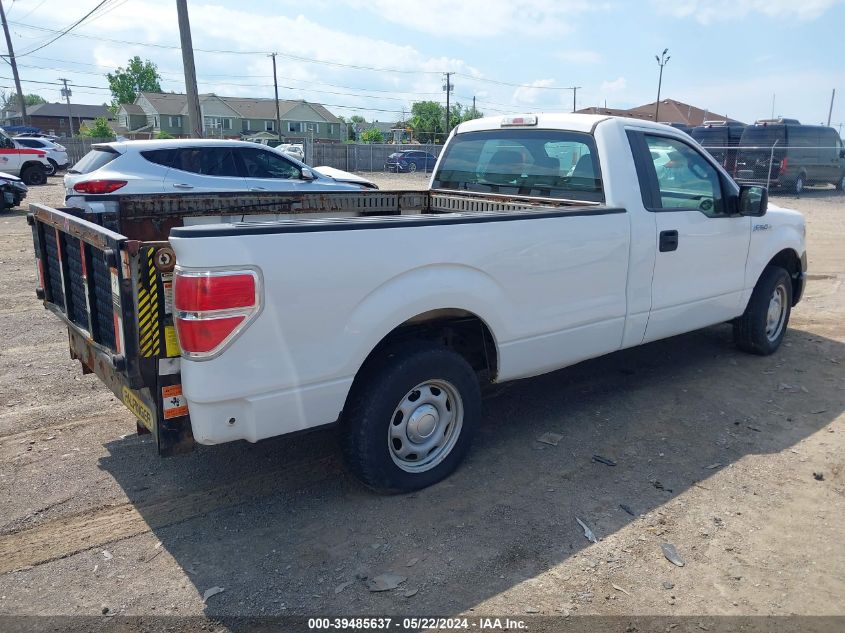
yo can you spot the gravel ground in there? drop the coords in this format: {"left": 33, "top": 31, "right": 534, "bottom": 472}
{"left": 0, "top": 176, "right": 843, "bottom": 627}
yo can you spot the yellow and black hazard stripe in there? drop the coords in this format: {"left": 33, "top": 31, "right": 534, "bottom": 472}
{"left": 137, "top": 249, "right": 161, "bottom": 357}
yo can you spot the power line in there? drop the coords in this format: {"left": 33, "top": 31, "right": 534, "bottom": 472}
{"left": 18, "top": 0, "right": 113, "bottom": 57}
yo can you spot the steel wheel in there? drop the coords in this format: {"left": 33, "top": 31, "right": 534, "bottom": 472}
{"left": 388, "top": 379, "right": 463, "bottom": 473}
{"left": 794, "top": 175, "right": 804, "bottom": 195}
{"left": 765, "top": 283, "right": 788, "bottom": 342}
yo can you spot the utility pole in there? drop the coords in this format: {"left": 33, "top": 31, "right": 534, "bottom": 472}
{"left": 270, "top": 53, "right": 281, "bottom": 140}
{"left": 59, "top": 78, "right": 74, "bottom": 135}
{"left": 0, "top": 0, "right": 27, "bottom": 125}
{"left": 654, "top": 49, "right": 670, "bottom": 122}
{"left": 771, "top": 94, "right": 776, "bottom": 120}
{"left": 176, "top": 0, "right": 203, "bottom": 137}
{"left": 827, "top": 89, "right": 835, "bottom": 127}
{"left": 443, "top": 72, "right": 454, "bottom": 138}
{"left": 568, "top": 86, "right": 582, "bottom": 113}
{"left": 472, "top": 95, "right": 476, "bottom": 118}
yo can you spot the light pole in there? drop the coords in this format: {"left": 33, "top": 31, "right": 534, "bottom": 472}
{"left": 654, "top": 49, "right": 670, "bottom": 122}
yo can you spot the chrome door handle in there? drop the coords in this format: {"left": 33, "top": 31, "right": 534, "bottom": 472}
{"left": 249, "top": 187, "right": 267, "bottom": 191}
{"left": 172, "top": 183, "right": 194, "bottom": 189}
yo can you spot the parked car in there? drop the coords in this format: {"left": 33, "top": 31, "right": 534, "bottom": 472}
{"left": 0, "top": 128, "right": 50, "bottom": 185}
{"left": 384, "top": 150, "right": 437, "bottom": 173}
{"left": 277, "top": 143, "right": 305, "bottom": 162}
{"left": 0, "top": 171, "right": 27, "bottom": 210}
{"left": 14, "top": 137, "right": 69, "bottom": 175}
{"left": 691, "top": 121, "right": 746, "bottom": 175}
{"left": 734, "top": 119, "right": 845, "bottom": 193}
{"left": 64, "top": 139, "right": 376, "bottom": 213}
{"left": 32, "top": 113, "right": 805, "bottom": 492}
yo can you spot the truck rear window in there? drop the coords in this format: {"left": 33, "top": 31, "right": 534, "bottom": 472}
{"left": 432, "top": 129, "right": 603, "bottom": 202}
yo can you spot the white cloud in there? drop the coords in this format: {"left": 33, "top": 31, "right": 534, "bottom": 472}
{"left": 600, "top": 77, "right": 627, "bottom": 93}
{"left": 512, "top": 79, "right": 556, "bottom": 105}
{"left": 341, "top": 0, "right": 611, "bottom": 37}
{"left": 555, "top": 50, "right": 602, "bottom": 65}
{"left": 653, "top": 0, "right": 841, "bottom": 24}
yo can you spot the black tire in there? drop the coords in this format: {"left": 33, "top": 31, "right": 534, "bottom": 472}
{"left": 341, "top": 341, "right": 481, "bottom": 493}
{"left": 408, "top": 161, "right": 417, "bottom": 172}
{"left": 45, "top": 159, "right": 57, "bottom": 176}
{"left": 733, "top": 266, "right": 792, "bottom": 355}
{"left": 21, "top": 164, "right": 47, "bottom": 186}
{"left": 794, "top": 173, "right": 805, "bottom": 195}
{"left": 836, "top": 173, "right": 845, "bottom": 191}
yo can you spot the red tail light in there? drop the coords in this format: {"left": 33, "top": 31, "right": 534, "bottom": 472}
{"left": 778, "top": 157, "right": 788, "bottom": 177}
{"left": 173, "top": 269, "right": 261, "bottom": 358}
{"left": 73, "top": 180, "right": 128, "bottom": 194}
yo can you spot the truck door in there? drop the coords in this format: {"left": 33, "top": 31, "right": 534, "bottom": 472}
{"left": 627, "top": 131, "right": 751, "bottom": 343}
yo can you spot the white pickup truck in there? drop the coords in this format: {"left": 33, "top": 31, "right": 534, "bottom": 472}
{"left": 30, "top": 113, "right": 806, "bottom": 492}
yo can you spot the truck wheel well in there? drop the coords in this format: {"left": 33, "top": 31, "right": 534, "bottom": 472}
{"left": 766, "top": 248, "right": 801, "bottom": 301}
{"left": 364, "top": 309, "right": 499, "bottom": 383}
{"left": 21, "top": 160, "right": 45, "bottom": 171}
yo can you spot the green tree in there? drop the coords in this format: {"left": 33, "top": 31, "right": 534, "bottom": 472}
{"left": 449, "top": 102, "right": 484, "bottom": 129}
{"left": 156, "top": 130, "right": 174, "bottom": 139}
{"left": 409, "top": 101, "right": 444, "bottom": 143}
{"left": 350, "top": 115, "right": 366, "bottom": 124}
{"left": 107, "top": 56, "right": 162, "bottom": 107}
{"left": 80, "top": 117, "right": 115, "bottom": 140}
{"left": 0, "top": 91, "right": 47, "bottom": 111}
{"left": 360, "top": 127, "right": 384, "bottom": 144}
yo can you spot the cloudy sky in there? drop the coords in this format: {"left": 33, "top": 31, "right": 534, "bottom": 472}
{"left": 2, "top": 0, "right": 843, "bottom": 127}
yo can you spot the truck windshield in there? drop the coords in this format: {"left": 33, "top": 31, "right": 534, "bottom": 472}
{"left": 432, "top": 129, "right": 603, "bottom": 202}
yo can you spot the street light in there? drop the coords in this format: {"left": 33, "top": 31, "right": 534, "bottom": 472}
{"left": 654, "top": 48, "right": 670, "bottom": 122}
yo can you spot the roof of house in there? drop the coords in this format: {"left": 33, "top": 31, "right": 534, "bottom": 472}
{"left": 6, "top": 102, "right": 114, "bottom": 120}
{"left": 118, "top": 103, "right": 145, "bottom": 115}
{"left": 134, "top": 92, "right": 341, "bottom": 124}
{"left": 578, "top": 98, "right": 742, "bottom": 126}
{"left": 221, "top": 97, "right": 293, "bottom": 121}
{"left": 138, "top": 92, "right": 188, "bottom": 115}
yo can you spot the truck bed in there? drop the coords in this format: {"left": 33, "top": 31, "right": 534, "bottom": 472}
{"left": 28, "top": 189, "right": 610, "bottom": 455}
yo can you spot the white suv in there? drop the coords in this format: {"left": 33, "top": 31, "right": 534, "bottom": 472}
{"left": 65, "top": 139, "right": 376, "bottom": 213}
{"left": 14, "top": 137, "right": 69, "bottom": 175}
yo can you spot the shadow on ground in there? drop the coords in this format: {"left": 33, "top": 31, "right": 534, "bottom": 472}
{"left": 98, "top": 321, "right": 844, "bottom": 617}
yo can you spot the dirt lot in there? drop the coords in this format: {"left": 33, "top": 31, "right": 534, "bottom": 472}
{"left": 0, "top": 175, "right": 843, "bottom": 626}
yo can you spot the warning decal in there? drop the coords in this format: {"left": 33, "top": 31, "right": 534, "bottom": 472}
{"left": 162, "top": 384, "right": 189, "bottom": 419}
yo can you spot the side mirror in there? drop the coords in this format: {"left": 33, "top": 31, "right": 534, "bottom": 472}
{"left": 840, "top": 149, "right": 845, "bottom": 159}
{"left": 738, "top": 184, "right": 767, "bottom": 217}
{"left": 300, "top": 168, "right": 316, "bottom": 181}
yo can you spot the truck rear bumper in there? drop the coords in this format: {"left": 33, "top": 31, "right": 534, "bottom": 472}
{"left": 186, "top": 376, "right": 353, "bottom": 445}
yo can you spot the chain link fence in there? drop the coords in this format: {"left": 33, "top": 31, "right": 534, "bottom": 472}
{"left": 308, "top": 142, "right": 444, "bottom": 173}
{"left": 697, "top": 144, "right": 845, "bottom": 193}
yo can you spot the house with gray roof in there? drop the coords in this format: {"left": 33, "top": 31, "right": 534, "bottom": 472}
{"left": 116, "top": 92, "right": 345, "bottom": 141}
{"left": 2, "top": 102, "right": 114, "bottom": 135}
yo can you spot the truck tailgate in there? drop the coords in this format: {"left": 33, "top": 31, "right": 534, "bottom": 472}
{"left": 28, "top": 203, "right": 193, "bottom": 455}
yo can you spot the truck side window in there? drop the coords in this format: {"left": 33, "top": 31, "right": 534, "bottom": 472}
{"left": 644, "top": 135, "right": 724, "bottom": 217}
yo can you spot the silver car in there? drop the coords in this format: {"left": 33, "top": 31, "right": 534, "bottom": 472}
{"left": 64, "top": 139, "right": 376, "bottom": 213}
